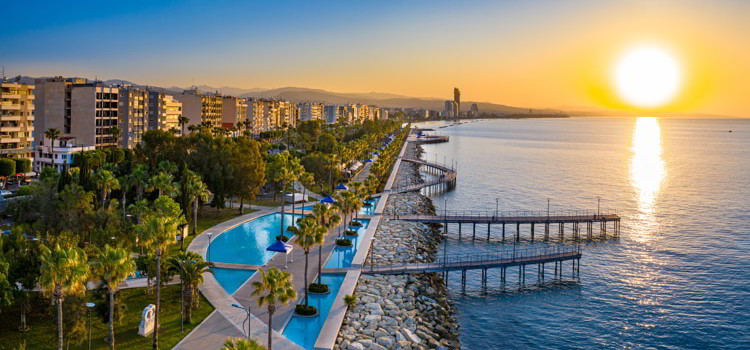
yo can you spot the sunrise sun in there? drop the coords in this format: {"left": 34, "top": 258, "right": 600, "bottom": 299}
{"left": 615, "top": 45, "right": 682, "bottom": 108}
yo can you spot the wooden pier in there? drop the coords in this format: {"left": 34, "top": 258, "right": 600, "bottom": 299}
{"left": 383, "top": 210, "right": 621, "bottom": 241}
{"left": 413, "top": 135, "right": 450, "bottom": 144}
{"left": 363, "top": 245, "right": 582, "bottom": 288}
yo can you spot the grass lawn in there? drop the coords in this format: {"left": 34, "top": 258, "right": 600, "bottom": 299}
{"left": 247, "top": 198, "right": 283, "bottom": 207}
{"left": 0, "top": 285, "right": 213, "bottom": 350}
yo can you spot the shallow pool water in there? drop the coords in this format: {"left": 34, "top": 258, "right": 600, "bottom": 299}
{"left": 282, "top": 274, "right": 346, "bottom": 349}
{"left": 208, "top": 213, "right": 302, "bottom": 265}
{"left": 324, "top": 219, "right": 370, "bottom": 269}
{"left": 211, "top": 268, "right": 255, "bottom": 295}
{"left": 300, "top": 197, "right": 379, "bottom": 215}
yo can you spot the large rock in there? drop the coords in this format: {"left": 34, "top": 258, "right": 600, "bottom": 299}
{"left": 402, "top": 328, "right": 422, "bottom": 344}
{"left": 347, "top": 343, "right": 365, "bottom": 350}
{"left": 376, "top": 336, "right": 394, "bottom": 348}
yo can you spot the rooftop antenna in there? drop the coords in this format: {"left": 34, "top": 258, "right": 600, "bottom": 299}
{"left": 1, "top": 66, "right": 5, "bottom": 82}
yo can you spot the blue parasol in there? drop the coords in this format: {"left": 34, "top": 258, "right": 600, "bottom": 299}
{"left": 321, "top": 196, "right": 337, "bottom": 204}
{"left": 335, "top": 184, "right": 349, "bottom": 190}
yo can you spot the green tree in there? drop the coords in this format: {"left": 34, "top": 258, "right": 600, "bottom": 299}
{"left": 148, "top": 172, "right": 179, "bottom": 198}
{"left": 0, "top": 258, "right": 12, "bottom": 314}
{"left": 137, "top": 196, "right": 184, "bottom": 350}
{"left": 0, "top": 158, "right": 16, "bottom": 178}
{"left": 92, "top": 169, "right": 120, "bottom": 208}
{"left": 45, "top": 128, "right": 61, "bottom": 146}
{"left": 221, "top": 337, "right": 265, "bottom": 350}
{"left": 178, "top": 116, "right": 190, "bottom": 136}
{"left": 289, "top": 217, "right": 325, "bottom": 309}
{"left": 39, "top": 244, "right": 90, "bottom": 350}
{"left": 232, "top": 138, "right": 266, "bottom": 214}
{"left": 130, "top": 164, "right": 150, "bottom": 202}
{"left": 14, "top": 158, "right": 32, "bottom": 174}
{"left": 167, "top": 251, "right": 213, "bottom": 323}
{"left": 183, "top": 171, "right": 211, "bottom": 236}
{"left": 94, "top": 245, "right": 136, "bottom": 350}
{"left": 251, "top": 268, "right": 296, "bottom": 350}
{"left": 311, "top": 203, "right": 339, "bottom": 284}
{"left": 266, "top": 151, "right": 303, "bottom": 238}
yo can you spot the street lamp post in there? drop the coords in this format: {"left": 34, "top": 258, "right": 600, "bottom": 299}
{"left": 231, "top": 304, "right": 252, "bottom": 340}
{"left": 547, "top": 198, "right": 551, "bottom": 218}
{"left": 597, "top": 196, "right": 601, "bottom": 218}
{"left": 207, "top": 232, "right": 213, "bottom": 262}
{"left": 495, "top": 197, "right": 499, "bottom": 217}
{"left": 86, "top": 302, "right": 95, "bottom": 350}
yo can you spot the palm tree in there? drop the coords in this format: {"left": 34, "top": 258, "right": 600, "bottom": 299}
{"left": 39, "top": 244, "right": 90, "bottom": 350}
{"left": 251, "top": 268, "right": 296, "bottom": 350}
{"left": 130, "top": 164, "right": 150, "bottom": 202}
{"left": 178, "top": 116, "right": 190, "bottom": 136}
{"left": 44, "top": 128, "right": 61, "bottom": 148}
{"left": 168, "top": 251, "right": 213, "bottom": 323}
{"left": 92, "top": 169, "right": 120, "bottom": 208}
{"left": 148, "top": 172, "right": 178, "bottom": 197}
{"left": 267, "top": 151, "right": 303, "bottom": 238}
{"left": 184, "top": 171, "right": 211, "bottom": 236}
{"left": 350, "top": 182, "right": 366, "bottom": 220}
{"left": 335, "top": 191, "right": 355, "bottom": 237}
{"left": 95, "top": 245, "right": 136, "bottom": 350}
{"left": 137, "top": 196, "right": 184, "bottom": 350}
{"left": 221, "top": 337, "right": 264, "bottom": 350}
{"left": 311, "top": 203, "right": 340, "bottom": 283}
{"left": 290, "top": 217, "right": 325, "bottom": 309}
{"left": 118, "top": 174, "right": 133, "bottom": 218}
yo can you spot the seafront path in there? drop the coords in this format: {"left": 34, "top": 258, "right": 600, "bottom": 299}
{"left": 177, "top": 130, "right": 423, "bottom": 349}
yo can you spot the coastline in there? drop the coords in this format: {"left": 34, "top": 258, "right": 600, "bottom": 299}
{"left": 334, "top": 140, "right": 460, "bottom": 350}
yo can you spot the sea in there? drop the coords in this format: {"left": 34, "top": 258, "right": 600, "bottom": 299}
{"left": 413, "top": 117, "right": 750, "bottom": 350}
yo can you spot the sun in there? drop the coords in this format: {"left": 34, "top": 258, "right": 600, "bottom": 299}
{"left": 614, "top": 45, "right": 681, "bottom": 108}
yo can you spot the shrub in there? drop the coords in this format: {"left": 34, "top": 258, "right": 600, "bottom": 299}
{"left": 0, "top": 159, "right": 16, "bottom": 177}
{"left": 295, "top": 304, "right": 318, "bottom": 316}
{"left": 349, "top": 221, "right": 362, "bottom": 227}
{"left": 335, "top": 238, "right": 352, "bottom": 247}
{"left": 344, "top": 294, "right": 356, "bottom": 308}
{"left": 14, "top": 158, "right": 31, "bottom": 173}
{"left": 344, "top": 230, "right": 358, "bottom": 237}
{"left": 308, "top": 283, "right": 329, "bottom": 294}
{"left": 276, "top": 234, "right": 290, "bottom": 242}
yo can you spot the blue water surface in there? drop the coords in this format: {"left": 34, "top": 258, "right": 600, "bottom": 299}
{"left": 208, "top": 213, "right": 302, "bottom": 265}
{"left": 282, "top": 274, "right": 347, "bottom": 350}
{"left": 211, "top": 267, "right": 254, "bottom": 295}
{"left": 324, "top": 219, "right": 370, "bottom": 269}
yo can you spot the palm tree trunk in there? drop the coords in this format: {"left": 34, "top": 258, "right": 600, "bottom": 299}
{"left": 318, "top": 245, "right": 322, "bottom": 284}
{"left": 109, "top": 289, "right": 115, "bottom": 350}
{"left": 153, "top": 252, "right": 161, "bottom": 350}
{"left": 280, "top": 180, "right": 286, "bottom": 238}
{"left": 239, "top": 197, "right": 244, "bottom": 214}
{"left": 185, "top": 285, "right": 193, "bottom": 323}
{"left": 56, "top": 287, "right": 64, "bottom": 350}
{"left": 267, "top": 308, "right": 274, "bottom": 350}
{"left": 193, "top": 199, "right": 198, "bottom": 236}
{"left": 304, "top": 251, "right": 309, "bottom": 307}
{"left": 122, "top": 192, "right": 127, "bottom": 218}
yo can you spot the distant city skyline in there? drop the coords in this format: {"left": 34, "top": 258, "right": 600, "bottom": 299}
{"left": 3, "top": 0, "right": 749, "bottom": 117}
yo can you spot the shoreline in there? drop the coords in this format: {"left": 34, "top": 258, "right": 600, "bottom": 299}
{"left": 334, "top": 140, "right": 460, "bottom": 350}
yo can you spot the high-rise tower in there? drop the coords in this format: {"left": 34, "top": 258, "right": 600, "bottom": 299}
{"left": 453, "top": 88, "right": 461, "bottom": 116}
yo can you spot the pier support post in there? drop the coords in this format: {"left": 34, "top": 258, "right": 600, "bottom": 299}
{"left": 461, "top": 270, "right": 466, "bottom": 293}
{"left": 545, "top": 222, "right": 549, "bottom": 240}
{"left": 487, "top": 224, "right": 491, "bottom": 241}
{"left": 559, "top": 222, "right": 564, "bottom": 240}
{"left": 554, "top": 261, "right": 558, "bottom": 278}
{"left": 459, "top": 223, "right": 462, "bottom": 240}
{"left": 531, "top": 223, "right": 535, "bottom": 241}
{"left": 516, "top": 223, "right": 520, "bottom": 242}
{"left": 502, "top": 223, "right": 505, "bottom": 241}
{"left": 472, "top": 222, "right": 476, "bottom": 241}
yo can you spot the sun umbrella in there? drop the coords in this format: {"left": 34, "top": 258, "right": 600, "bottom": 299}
{"left": 267, "top": 240, "right": 292, "bottom": 268}
{"left": 335, "top": 184, "right": 349, "bottom": 190}
{"left": 364, "top": 159, "right": 373, "bottom": 163}
{"left": 321, "top": 196, "right": 337, "bottom": 204}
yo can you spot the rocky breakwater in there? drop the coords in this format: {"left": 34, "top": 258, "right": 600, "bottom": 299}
{"left": 334, "top": 143, "right": 460, "bottom": 350}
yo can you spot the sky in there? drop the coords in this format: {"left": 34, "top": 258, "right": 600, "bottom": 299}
{"left": 2, "top": 0, "right": 749, "bottom": 117}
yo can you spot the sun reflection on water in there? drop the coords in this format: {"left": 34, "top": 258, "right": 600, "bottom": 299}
{"left": 630, "top": 117, "right": 666, "bottom": 242}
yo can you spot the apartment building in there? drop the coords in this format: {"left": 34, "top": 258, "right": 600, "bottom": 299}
{"left": 34, "top": 136, "right": 94, "bottom": 172}
{"left": 298, "top": 102, "right": 323, "bottom": 122}
{"left": 279, "top": 100, "right": 298, "bottom": 128}
{"left": 0, "top": 81, "right": 35, "bottom": 159}
{"left": 33, "top": 77, "right": 86, "bottom": 147}
{"left": 221, "top": 96, "right": 247, "bottom": 129}
{"left": 70, "top": 83, "right": 120, "bottom": 148}
{"left": 118, "top": 87, "right": 148, "bottom": 148}
{"left": 174, "top": 88, "right": 222, "bottom": 128}
{"left": 148, "top": 92, "right": 182, "bottom": 134}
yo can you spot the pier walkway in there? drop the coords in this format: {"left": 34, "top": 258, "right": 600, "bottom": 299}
{"left": 363, "top": 245, "right": 582, "bottom": 287}
{"left": 389, "top": 158, "right": 457, "bottom": 194}
{"left": 384, "top": 210, "right": 621, "bottom": 241}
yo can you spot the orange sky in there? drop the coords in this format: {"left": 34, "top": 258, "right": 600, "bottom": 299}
{"left": 5, "top": 1, "right": 749, "bottom": 117}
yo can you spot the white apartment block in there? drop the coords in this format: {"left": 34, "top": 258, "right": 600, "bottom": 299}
{"left": 34, "top": 136, "right": 95, "bottom": 172}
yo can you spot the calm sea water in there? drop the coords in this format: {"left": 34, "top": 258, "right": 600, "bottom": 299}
{"left": 415, "top": 117, "right": 750, "bottom": 350}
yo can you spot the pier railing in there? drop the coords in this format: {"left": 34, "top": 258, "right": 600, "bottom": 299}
{"left": 367, "top": 245, "right": 581, "bottom": 273}
{"left": 383, "top": 209, "right": 618, "bottom": 219}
